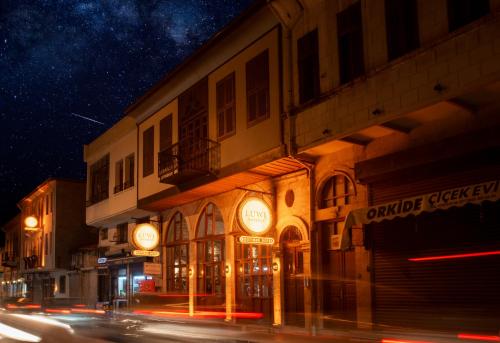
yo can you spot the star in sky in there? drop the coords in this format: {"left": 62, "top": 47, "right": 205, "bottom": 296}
{"left": 0, "top": 0, "right": 254, "bottom": 229}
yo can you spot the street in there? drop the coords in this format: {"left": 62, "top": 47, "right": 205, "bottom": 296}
{"left": 0, "top": 310, "right": 353, "bottom": 343}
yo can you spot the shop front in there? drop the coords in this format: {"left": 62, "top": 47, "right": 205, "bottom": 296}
{"left": 343, "top": 160, "right": 500, "bottom": 333}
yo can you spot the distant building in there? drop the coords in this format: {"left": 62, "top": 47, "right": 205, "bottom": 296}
{"left": 1, "top": 214, "right": 21, "bottom": 298}
{"left": 17, "top": 179, "right": 97, "bottom": 307}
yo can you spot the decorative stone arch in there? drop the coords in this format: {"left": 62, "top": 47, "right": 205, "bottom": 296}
{"left": 315, "top": 168, "right": 357, "bottom": 209}
{"left": 162, "top": 208, "right": 192, "bottom": 243}
{"left": 276, "top": 216, "right": 309, "bottom": 243}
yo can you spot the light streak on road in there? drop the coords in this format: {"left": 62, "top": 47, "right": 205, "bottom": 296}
{"left": 0, "top": 322, "right": 42, "bottom": 342}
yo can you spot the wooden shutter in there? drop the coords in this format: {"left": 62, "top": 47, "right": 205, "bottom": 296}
{"left": 216, "top": 72, "right": 235, "bottom": 138}
{"left": 385, "top": 0, "right": 419, "bottom": 61}
{"left": 143, "top": 126, "right": 154, "bottom": 177}
{"left": 160, "top": 115, "right": 173, "bottom": 152}
{"left": 246, "top": 50, "right": 269, "bottom": 124}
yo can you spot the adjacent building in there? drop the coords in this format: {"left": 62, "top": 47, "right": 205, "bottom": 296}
{"left": 17, "top": 179, "right": 96, "bottom": 306}
{"left": 84, "top": 116, "right": 156, "bottom": 309}
{"left": 83, "top": 0, "right": 500, "bottom": 336}
{"left": 1, "top": 214, "right": 21, "bottom": 298}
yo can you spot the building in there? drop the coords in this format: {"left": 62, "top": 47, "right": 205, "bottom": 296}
{"left": 17, "top": 179, "right": 96, "bottom": 307}
{"left": 84, "top": 116, "right": 156, "bottom": 309}
{"left": 0, "top": 214, "right": 21, "bottom": 299}
{"left": 275, "top": 0, "right": 500, "bottom": 335}
{"left": 84, "top": 0, "right": 500, "bottom": 335}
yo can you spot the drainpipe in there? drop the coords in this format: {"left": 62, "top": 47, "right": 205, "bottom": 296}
{"left": 266, "top": 0, "right": 303, "bottom": 154}
{"left": 268, "top": 0, "right": 323, "bottom": 333}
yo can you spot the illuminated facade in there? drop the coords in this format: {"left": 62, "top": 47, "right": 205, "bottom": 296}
{"left": 16, "top": 179, "right": 95, "bottom": 306}
{"left": 84, "top": 0, "right": 500, "bottom": 335}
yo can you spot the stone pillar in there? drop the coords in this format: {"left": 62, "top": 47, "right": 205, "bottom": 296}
{"left": 272, "top": 246, "right": 282, "bottom": 326}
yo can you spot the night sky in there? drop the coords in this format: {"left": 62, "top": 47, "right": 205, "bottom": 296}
{"left": 0, "top": 0, "right": 254, "bottom": 234}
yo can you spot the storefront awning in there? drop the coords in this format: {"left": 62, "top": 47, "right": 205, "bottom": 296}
{"left": 340, "top": 179, "right": 500, "bottom": 250}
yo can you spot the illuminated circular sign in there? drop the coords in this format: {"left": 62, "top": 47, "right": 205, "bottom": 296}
{"left": 132, "top": 223, "right": 159, "bottom": 251}
{"left": 239, "top": 197, "right": 272, "bottom": 235}
{"left": 24, "top": 216, "right": 38, "bottom": 228}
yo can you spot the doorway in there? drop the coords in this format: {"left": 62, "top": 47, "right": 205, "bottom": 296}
{"left": 282, "top": 226, "right": 305, "bottom": 327}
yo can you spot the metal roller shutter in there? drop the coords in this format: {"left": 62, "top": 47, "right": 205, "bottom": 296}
{"left": 369, "top": 169, "right": 500, "bottom": 333}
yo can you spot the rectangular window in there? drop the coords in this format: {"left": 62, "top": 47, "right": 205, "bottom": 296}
{"left": 298, "top": 29, "right": 320, "bottom": 104}
{"left": 49, "top": 192, "right": 52, "bottom": 213}
{"left": 337, "top": 1, "right": 365, "bottom": 84}
{"left": 89, "top": 154, "right": 109, "bottom": 205}
{"left": 143, "top": 126, "right": 154, "bottom": 177}
{"left": 114, "top": 160, "right": 124, "bottom": 193}
{"left": 59, "top": 275, "right": 66, "bottom": 294}
{"left": 447, "top": 0, "right": 489, "bottom": 32}
{"left": 216, "top": 72, "right": 236, "bottom": 139}
{"left": 117, "top": 223, "right": 128, "bottom": 244}
{"left": 159, "top": 115, "right": 173, "bottom": 152}
{"left": 385, "top": 0, "right": 419, "bottom": 61}
{"left": 246, "top": 50, "right": 270, "bottom": 125}
{"left": 45, "top": 194, "right": 49, "bottom": 215}
{"left": 124, "top": 154, "right": 134, "bottom": 189}
{"left": 44, "top": 233, "right": 49, "bottom": 255}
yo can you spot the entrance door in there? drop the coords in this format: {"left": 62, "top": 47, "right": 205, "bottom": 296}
{"left": 282, "top": 226, "right": 305, "bottom": 327}
{"left": 321, "top": 221, "right": 357, "bottom": 328}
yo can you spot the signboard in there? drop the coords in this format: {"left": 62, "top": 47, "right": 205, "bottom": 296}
{"left": 238, "top": 236, "right": 275, "bottom": 245}
{"left": 24, "top": 216, "right": 39, "bottom": 232}
{"left": 144, "top": 262, "right": 161, "bottom": 275}
{"left": 330, "top": 234, "right": 341, "bottom": 250}
{"left": 97, "top": 257, "right": 107, "bottom": 264}
{"left": 238, "top": 197, "right": 272, "bottom": 235}
{"left": 132, "top": 223, "right": 159, "bottom": 251}
{"left": 138, "top": 279, "right": 155, "bottom": 293}
{"left": 132, "top": 250, "right": 160, "bottom": 257}
{"left": 340, "top": 179, "right": 500, "bottom": 250}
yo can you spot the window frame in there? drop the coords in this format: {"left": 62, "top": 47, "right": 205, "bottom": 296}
{"left": 195, "top": 203, "right": 225, "bottom": 297}
{"left": 297, "top": 29, "right": 320, "bottom": 104}
{"left": 246, "top": 50, "right": 270, "bottom": 127}
{"left": 216, "top": 72, "right": 236, "bottom": 140}
{"left": 143, "top": 126, "right": 154, "bottom": 177}
{"left": 166, "top": 212, "right": 189, "bottom": 294}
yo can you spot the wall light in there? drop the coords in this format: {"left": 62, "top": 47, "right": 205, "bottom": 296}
{"left": 189, "top": 268, "right": 193, "bottom": 277}
{"left": 225, "top": 265, "right": 230, "bottom": 275}
{"left": 272, "top": 262, "right": 279, "bottom": 272}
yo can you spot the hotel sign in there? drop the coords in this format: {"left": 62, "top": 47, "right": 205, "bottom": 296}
{"left": 239, "top": 197, "right": 272, "bottom": 235}
{"left": 132, "top": 223, "right": 160, "bottom": 251}
{"left": 239, "top": 236, "right": 275, "bottom": 245}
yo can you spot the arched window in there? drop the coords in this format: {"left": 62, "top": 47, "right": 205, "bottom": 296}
{"left": 165, "top": 212, "right": 189, "bottom": 293}
{"left": 319, "top": 174, "right": 355, "bottom": 209}
{"left": 196, "top": 203, "right": 225, "bottom": 299}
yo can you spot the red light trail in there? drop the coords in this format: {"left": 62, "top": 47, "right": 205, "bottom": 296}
{"left": 408, "top": 250, "right": 500, "bottom": 262}
{"left": 458, "top": 333, "right": 500, "bottom": 342}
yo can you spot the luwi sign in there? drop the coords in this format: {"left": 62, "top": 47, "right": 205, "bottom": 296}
{"left": 239, "top": 197, "right": 272, "bottom": 235}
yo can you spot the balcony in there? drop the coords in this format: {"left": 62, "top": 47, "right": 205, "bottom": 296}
{"left": 158, "top": 137, "right": 220, "bottom": 185}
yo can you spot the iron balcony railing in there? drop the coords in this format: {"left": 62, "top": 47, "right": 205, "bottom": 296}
{"left": 158, "top": 137, "right": 220, "bottom": 184}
